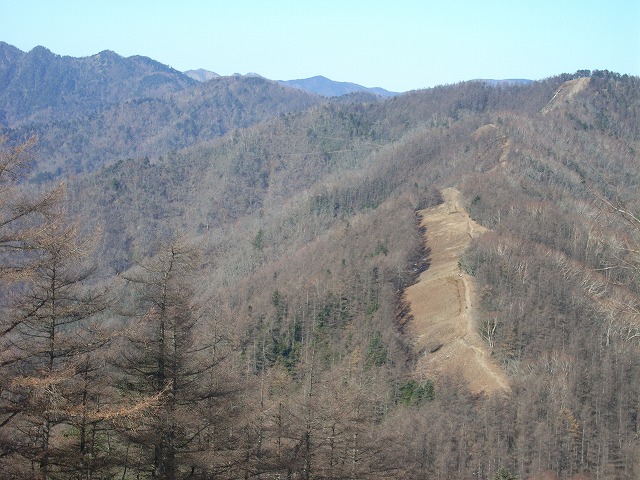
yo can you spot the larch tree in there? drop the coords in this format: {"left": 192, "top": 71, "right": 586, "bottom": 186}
{"left": 0, "top": 135, "right": 61, "bottom": 345}
{"left": 0, "top": 136, "right": 75, "bottom": 478}
{"left": 113, "top": 239, "right": 241, "bottom": 480}
{"left": 1, "top": 213, "right": 111, "bottom": 479}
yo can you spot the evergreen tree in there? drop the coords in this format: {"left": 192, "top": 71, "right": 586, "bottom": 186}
{"left": 494, "top": 466, "right": 518, "bottom": 480}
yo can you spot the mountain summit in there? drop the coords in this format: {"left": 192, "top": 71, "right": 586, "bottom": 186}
{"left": 183, "top": 68, "right": 220, "bottom": 81}
{"left": 278, "top": 75, "right": 398, "bottom": 97}
{"left": 0, "top": 43, "right": 196, "bottom": 125}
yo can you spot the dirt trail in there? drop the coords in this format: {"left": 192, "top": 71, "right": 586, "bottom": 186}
{"left": 405, "top": 188, "right": 510, "bottom": 395}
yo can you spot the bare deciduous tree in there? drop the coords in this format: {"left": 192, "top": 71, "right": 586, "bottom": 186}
{"left": 114, "top": 239, "right": 241, "bottom": 479}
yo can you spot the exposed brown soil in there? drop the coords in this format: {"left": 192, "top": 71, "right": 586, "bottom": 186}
{"left": 405, "top": 188, "right": 510, "bottom": 395}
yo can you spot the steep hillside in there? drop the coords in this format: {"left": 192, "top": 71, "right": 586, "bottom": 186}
{"left": 21, "top": 75, "right": 323, "bottom": 174}
{"left": 407, "top": 188, "right": 510, "bottom": 395}
{"left": 0, "top": 42, "right": 196, "bottom": 126}
{"left": 541, "top": 76, "right": 590, "bottom": 113}
{"left": 0, "top": 43, "right": 327, "bottom": 176}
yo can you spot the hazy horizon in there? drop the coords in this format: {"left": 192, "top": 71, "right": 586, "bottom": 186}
{"left": 2, "top": 0, "right": 638, "bottom": 92}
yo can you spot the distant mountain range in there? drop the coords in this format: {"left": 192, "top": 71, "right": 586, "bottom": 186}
{"left": 0, "top": 41, "right": 544, "bottom": 176}
{"left": 0, "top": 42, "right": 535, "bottom": 112}
{"left": 0, "top": 42, "right": 196, "bottom": 126}
{"left": 277, "top": 75, "right": 398, "bottom": 97}
{"left": 183, "top": 71, "right": 536, "bottom": 98}
{"left": 0, "top": 42, "right": 323, "bottom": 173}
{"left": 183, "top": 69, "right": 398, "bottom": 97}
{"left": 476, "top": 79, "right": 534, "bottom": 86}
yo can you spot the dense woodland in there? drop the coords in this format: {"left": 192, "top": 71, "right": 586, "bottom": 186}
{"left": 1, "top": 44, "right": 639, "bottom": 479}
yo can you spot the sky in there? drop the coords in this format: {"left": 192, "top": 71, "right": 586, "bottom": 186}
{"left": 1, "top": 0, "right": 639, "bottom": 92}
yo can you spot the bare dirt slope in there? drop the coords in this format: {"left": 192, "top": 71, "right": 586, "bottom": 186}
{"left": 541, "top": 77, "right": 590, "bottom": 114}
{"left": 405, "top": 188, "right": 510, "bottom": 395}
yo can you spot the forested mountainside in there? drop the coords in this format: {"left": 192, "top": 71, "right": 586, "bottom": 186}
{"left": 0, "top": 42, "right": 196, "bottom": 126}
{"left": 15, "top": 75, "right": 323, "bottom": 176}
{"left": 1, "top": 54, "right": 639, "bottom": 480}
{"left": 0, "top": 43, "right": 324, "bottom": 175}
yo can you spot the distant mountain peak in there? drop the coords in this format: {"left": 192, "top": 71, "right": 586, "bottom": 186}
{"left": 184, "top": 68, "right": 220, "bottom": 82}
{"left": 278, "top": 75, "right": 398, "bottom": 97}
{"left": 96, "top": 49, "right": 121, "bottom": 58}
{"left": 233, "top": 72, "right": 265, "bottom": 78}
{"left": 29, "top": 45, "right": 55, "bottom": 57}
{"left": 0, "top": 41, "right": 24, "bottom": 65}
{"left": 0, "top": 42, "right": 197, "bottom": 126}
{"left": 0, "top": 41, "right": 22, "bottom": 53}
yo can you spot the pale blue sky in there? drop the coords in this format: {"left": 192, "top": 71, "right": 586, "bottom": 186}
{"left": 2, "top": 0, "right": 638, "bottom": 92}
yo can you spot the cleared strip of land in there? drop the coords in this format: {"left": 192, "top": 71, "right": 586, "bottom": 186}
{"left": 406, "top": 188, "right": 510, "bottom": 395}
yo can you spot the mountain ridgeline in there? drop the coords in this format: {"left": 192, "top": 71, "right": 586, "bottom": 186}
{"left": 0, "top": 42, "right": 639, "bottom": 480}
{"left": 278, "top": 75, "right": 398, "bottom": 97}
{"left": 0, "top": 42, "right": 196, "bottom": 125}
